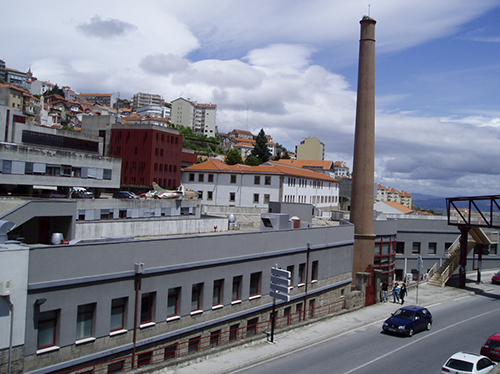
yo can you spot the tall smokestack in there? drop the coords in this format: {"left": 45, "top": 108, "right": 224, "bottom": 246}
{"left": 350, "top": 16, "right": 376, "bottom": 280}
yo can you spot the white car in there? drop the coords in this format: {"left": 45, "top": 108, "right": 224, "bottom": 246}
{"left": 442, "top": 352, "right": 497, "bottom": 373}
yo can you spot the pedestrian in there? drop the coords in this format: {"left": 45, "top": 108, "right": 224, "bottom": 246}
{"left": 393, "top": 282, "right": 400, "bottom": 303}
{"left": 400, "top": 282, "right": 407, "bottom": 305}
{"left": 381, "top": 281, "right": 388, "bottom": 302}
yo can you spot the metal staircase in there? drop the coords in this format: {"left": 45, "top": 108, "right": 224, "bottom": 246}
{"left": 428, "top": 227, "right": 493, "bottom": 287}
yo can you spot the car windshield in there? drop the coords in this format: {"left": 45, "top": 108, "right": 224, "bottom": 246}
{"left": 487, "top": 339, "right": 500, "bottom": 349}
{"left": 445, "top": 358, "right": 473, "bottom": 372}
{"left": 393, "top": 309, "right": 415, "bottom": 320}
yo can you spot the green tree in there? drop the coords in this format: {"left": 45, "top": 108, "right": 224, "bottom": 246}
{"left": 45, "top": 84, "right": 65, "bottom": 97}
{"left": 251, "top": 128, "right": 271, "bottom": 163}
{"left": 225, "top": 148, "right": 243, "bottom": 165}
{"left": 282, "top": 150, "right": 291, "bottom": 159}
{"left": 244, "top": 155, "right": 260, "bottom": 166}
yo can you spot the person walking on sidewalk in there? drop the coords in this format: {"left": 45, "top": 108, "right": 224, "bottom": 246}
{"left": 400, "top": 282, "right": 407, "bottom": 305}
{"left": 393, "top": 282, "right": 400, "bottom": 303}
{"left": 381, "top": 281, "right": 388, "bottom": 302}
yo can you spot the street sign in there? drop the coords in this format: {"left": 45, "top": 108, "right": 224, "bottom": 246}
{"left": 270, "top": 290, "right": 290, "bottom": 302}
{"left": 271, "top": 275, "right": 290, "bottom": 287}
{"left": 271, "top": 267, "right": 291, "bottom": 278}
{"left": 270, "top": 282, "right": 289, "bottom": 294}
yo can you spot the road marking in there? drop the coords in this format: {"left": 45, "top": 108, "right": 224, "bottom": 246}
{"left": 342, "top": 306, "right": 500, "bottom": 374}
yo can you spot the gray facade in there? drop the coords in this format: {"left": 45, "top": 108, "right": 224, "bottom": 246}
{"left": 17, "top": 223, "right": 354, "bottom": 373}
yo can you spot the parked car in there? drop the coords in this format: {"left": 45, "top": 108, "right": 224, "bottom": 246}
{"left": 481, "top": 334, "right": 500, "bottom": 361}
{"left": 113, "top": 191, "right": 139, "bottom": 199}
{"left": 442, "top": 351, "right": 497, "bottom": 373}
{"left": 382, "top": 305, "right": 432, "bottom": 337}
{"left": 491, "top": 271, "right": 500, "bottom": 285}
{"left": 70, "top": 189, "right": 94, "bottom": 199}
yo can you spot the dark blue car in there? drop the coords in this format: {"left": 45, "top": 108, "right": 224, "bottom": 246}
{"left": 382, "top": 305, "right": 432, "bottom": 337}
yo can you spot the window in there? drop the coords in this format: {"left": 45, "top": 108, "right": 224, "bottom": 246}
{"left": 140, "top": 293, "right": 155, "bottom": 325}
{"left": 198, "top": 191, "right": 203, "bottom": 199}
{"left": 208, "top": 174, "right": 214, "bottom": 182}
{"left": 298, "top": 263, "right": 306, "bottom": 285}
{"left": 167, "top": 288, "right": 181, "bottom": 318}
{"left": 189, "top": 173, "right": 195, "bottom": 181}
{"left": 247, "top": 317, "right": 259, "bottom": 337}
{"left": 396, "top": 242, "right": 405, "bottom": 254}
{"left": 428, "top": 242, "right": 437, "bottom": 255}
{"left": 412, "top": 242, "right": 421, "bottom": 254}
{"left": 110, "top": 298, "right": 127, "bottom": 332}
{"left": 138, "top": 351, "right": 153, "bottom": 367}
{"left": 229, "top": 323, "right": 239, "bottom": 341}
{"left": 230, "top": 175, "right": 237, "bottom": 184}
{"left": 296, "top": 302, "right": 303, "bottom": 322}
{"left": 207, "top": 191, "right": 213, "bottom": 201}
{"left": 188, "top": 336, "right": 201, "bottom": 353}
{"left": 284, "top": 306, "right": 292, "bottom": 325}
{"left": 232, "top": 276, "right": 242, "bottom": 302}
{"left": 107, "top": 361, "right": 124, "bottom": 374}
{"left": 37, "top": 310, "right": 58, "bottom": 350}
{"left": 213, "top": 279, "right": 224, "bottom": 307}
{"left": 210, "top": 329, "right": 221, "bottom": 347}
{"left": 191, "top": 283, "right": 203, "bottom": 312}
{"left": 198, "top": 174, "right": 204, "bottom": 182}
{"left": 254, "top": 176, "right": 261, "bottom": 185}
{"left": 311, "top": 261, "right": 318, "bottom": 282}
{"left": 253, "top": 194, "right": 259, "bottom": 204}
{"left": 265, "top": 176, "right": 271, "bottom": 185}
{"left": 264, "top": 194, "right": 270, "bottom": 204}
{"left": 229, "top": 192, "right": 236, "bottom": 202}
{"left": 76, "top": 303, "right": 95, "bottom": 341}
{"left": 249, "top": 272, "right": 262, "bottom": 297}
{"left": 164, "top": 343, "right": 178, "bottom": 360}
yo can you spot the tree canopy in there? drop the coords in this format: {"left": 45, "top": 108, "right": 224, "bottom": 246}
{"left": 225, "top": 148, "right": 243, "bottom": 165}
{"left": 251, "top": 128, "right": 271, "bottom": 164}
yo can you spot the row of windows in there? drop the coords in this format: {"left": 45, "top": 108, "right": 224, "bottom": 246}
{"left": 0, "top": 160, "right": 112, "bottom": 180}
{"left": 287, "top": 177, "right": 336, "bottom": 189}
{"left": 36, "top": 262, "right": 320, "bottom": 351}
{"left": 396, "top": 242, "right": 498, "bottom": 255}
{"left": 22, "top": 130, "right": 99, "bottom": 153}
{"left": 283, "top": 194, "right": 338, "bottom": 204}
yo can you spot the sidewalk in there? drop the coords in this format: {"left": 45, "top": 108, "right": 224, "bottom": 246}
{"left": 156, "top": 271, "right": 497, "bottom": 374}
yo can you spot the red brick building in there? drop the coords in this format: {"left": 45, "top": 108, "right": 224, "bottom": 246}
{"left": 109, "top": 124, "right": 197, "bottom": 189}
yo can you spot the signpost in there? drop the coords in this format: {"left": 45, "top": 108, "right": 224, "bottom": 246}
{"left": 416, "top": 255, "right": 423, "bottom": 306}
{"left": 270, "top": 266, "right": 291, "bottom": 342}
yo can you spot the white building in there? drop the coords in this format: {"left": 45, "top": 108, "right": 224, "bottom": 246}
{"left": 132, "top": 92, "right": 163, "bottom": 111}
{"left": 182, "top": 158, "right": 339, "bottom": 209}
{"left": 171, "top": 97, "right": 217, "bottom": 138}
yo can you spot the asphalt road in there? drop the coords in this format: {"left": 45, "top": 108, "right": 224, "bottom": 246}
{"left": 232, "top": 285, "right": 500, "bottom": 374}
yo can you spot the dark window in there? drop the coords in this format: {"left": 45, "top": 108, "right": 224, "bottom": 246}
{"left": 396, "top": 242, "right": 405, "bottom": 254}
{"left": 198, "top": 174, "right": 204, "bottom": 182}
{"left": 140, "top": 293, "right": 155, "bottom": 324}
{"left": 188, "top": 336, "right": 200, "bottom": 353}
{"left": 311, "top": 261, "right": 319, "bottom": 281}
{"left": 229, "top": 192, "right": 236, "bottom": 202}
{"left": 412, "top": 242, "right": 421, "bottom": 254}
{"left": 76, "top": 303, "right": 95, "bottom": 340}
{"left": 428, "top": 242, "right": 437, "bottom": 255}
{"left": 247, "top": 317, "right": 259, "bottom": 337}
{"left": 22, "top": 130, "right": 99, "bottom": 152}
{"left": 191, "top": 283, "right": 203, "bottom": 311}
{"left": 253, "top": 194, "right": 259, "bottom": 203}
{"left": 208, "top": 174, "right": 214, "bottom": 182}
{"left": 265, "top": 176, "right": 271, "bottom": 185}
{"left": 298, "top": 263, "right": 306, "bottom": 284}
{"left": 164, "top": 343, "right": 178, "bottom": 360}
{"left": 207, "top": 191, "right": 213, "bottom": 200}
{"left": 107, "top": 360, "right": 124, "bottom": 374}
{"left": 189, "top": 173, "right": 195, "bottom": 181}
{"left": 167, "top": 288, "right": 181, "bottom": 317}
{"left": 37, "top": 310, "right": 58, "bottom": 349}
{"left": 230, "top": 175, "right": 237, "bottom": 184}
{"left": 232, "top": 276, "right": 242, "bottom": 301}
{"left": 210, "top": 329, "right": 221, "bottom": 347}
{"left": 250, "top": 272, "right": 261, "bottom": 297}
{"left": 229, "top": 323, "right": 239, "bottom": 341}
{"left": 138, "top": 351, "right": 153, "bottom": 367}
{"left": 254, "top": 176, "right": 260, "bottom": 185}
{"left": 213, "top": 279, "right": 224, "bottom": 306}
{"left": 110, "top": 298, "right": 127, "bottom": 332}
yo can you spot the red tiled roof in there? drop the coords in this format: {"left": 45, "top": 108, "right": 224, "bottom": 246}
{"left": 185, "top": 158, "right": 338, "bottom": 182}
{"left": 274, "top": 159, "right": 333, "bottom": 170}
{"left": 383, "top": 201, "right": 413, "bottom": 214}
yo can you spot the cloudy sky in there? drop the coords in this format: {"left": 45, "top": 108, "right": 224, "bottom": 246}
{"left": 2, "top": 1, "right": 500, "bottom": 198}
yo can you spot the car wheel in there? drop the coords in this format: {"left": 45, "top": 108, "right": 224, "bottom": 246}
{"left": 408, "top": 328, "right": 414, "bottom": 337}
{"left": 426, "top": 322, "right": 432, "bottom": 330}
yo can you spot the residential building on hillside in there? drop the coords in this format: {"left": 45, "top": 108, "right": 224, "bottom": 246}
{"left": 182, "top": 158, "right": 339, "bottom": 209}
{"left": 0, "top": 59, "right": 5, "bottom": 80}
{"left": 334, "top": 161, "right": 350, "bottom": 177}
{"left": 274, "top": 159, "right": 336, "bottom": 178}
{"left": 109, "top": 122, "right": 197, "bottom": 189}
{"left": 171, "top": 97, "right": 217, "bottom": 138}
{"left": 296, "top": 137, "right": 325, "bottom": 160}
{"left": 136, "top": 104, "right": 170, "bottom": 118}
{"left": 376, "top": 184, "right": 412, "bottom": 209}
{"left": 228, "top": 129, "right": 253, "bottom": 140}
{"left": 30, "top": 80, "right": 55, "bottom": 96}
{"left": 5, "top": 67, "right": 29, "bottom": 90}
{"left": 132, "top": 92, "right": 163, "bottom": 111}
{"left": 78, "top": 93, "right": 116, "bottom": 108}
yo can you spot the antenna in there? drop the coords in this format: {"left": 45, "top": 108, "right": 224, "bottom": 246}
{"left": 368, "top": 4, "right": 371, "bottom": 17}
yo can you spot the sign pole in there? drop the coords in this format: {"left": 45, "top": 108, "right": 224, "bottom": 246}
{"left": 270, "top": 298, "right": 276, "bottom": 342}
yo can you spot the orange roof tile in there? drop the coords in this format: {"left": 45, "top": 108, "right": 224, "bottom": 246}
{"left": 274, "top": 159, "right": 333, "bottom": 170}
{"left": 383, "top": 201, "right": 414, "bottom": 214}
{"left": 185, "top": 159, "right": 338, "bottom": 182}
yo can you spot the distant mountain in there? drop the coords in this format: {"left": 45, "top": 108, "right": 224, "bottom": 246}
{"left": 410, "top": 193, "right": 447, "bottom": 215}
